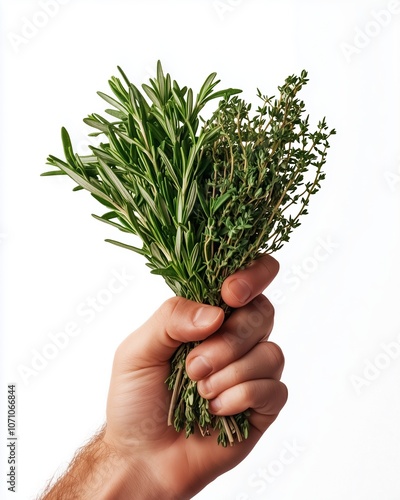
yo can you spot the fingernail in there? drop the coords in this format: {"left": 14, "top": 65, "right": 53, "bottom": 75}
{"left": 228, "top": 279, "right": 251, "bottom": 304}
{"left": 198, "top": 379, "right": 212, "bottom": 398}
{"left": 188, "top": 356, "right": 212, "bottom": 379}
{"left": 209, "top": 397, "right": 222, "bottom": 413}
{"left": 193, "top": 306, "right": 220, "bottom": 327}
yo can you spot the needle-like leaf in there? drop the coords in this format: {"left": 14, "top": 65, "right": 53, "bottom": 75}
{"left": 45, "top": 61, "right": 336, "bottom": 447}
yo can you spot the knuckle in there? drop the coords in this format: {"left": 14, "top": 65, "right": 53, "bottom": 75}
{"left": 280, "top": 381, "right": 289, "bottom": 406}
{"left": 231, "top": 365, "right": 243, "bottom": 387}
{"left": 252, "top": 294, "right": 275, "bottom": 322}
{"left": 266, "top": 341, "right": 285, "bottom": 368}
{"left": 159, "top": 296, "right": 184, "bottom": 317}
{"left": 258, "top": 254, "right": 280, "bottom": 277}
{"left": 157, "top": 296, "right": 187, "bottom": 330}
{"left": 260, "top": 381, "right": 286, "bottom": 414}
{"left": 239, "top": 383, "right": 254, "bottom": 407}
{"left": 220, "top": 330, "right": 240, "bottom": 358}
{"left": 254, "top": 293, "right": 274, "bottom": 311}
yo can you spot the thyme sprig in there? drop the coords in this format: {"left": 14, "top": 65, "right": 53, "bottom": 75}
{"left": 44, "top": 62, "right": 335, "bottom": 446}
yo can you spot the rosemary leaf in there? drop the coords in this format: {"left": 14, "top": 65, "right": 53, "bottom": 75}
{"left": 44, "top": 61, "right": 336, "bottom": 446}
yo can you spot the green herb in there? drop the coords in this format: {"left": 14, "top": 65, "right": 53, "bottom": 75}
{"left": 43, "top": 61, "right": 335, "bottom": 446}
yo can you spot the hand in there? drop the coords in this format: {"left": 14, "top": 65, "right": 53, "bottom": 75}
{"left": 104, "top": 254, "right": 287, "bottom": 499}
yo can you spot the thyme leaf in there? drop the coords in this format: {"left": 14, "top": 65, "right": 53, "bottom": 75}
{"left": 44, "top": 61, "right": 336, "bottom": 446}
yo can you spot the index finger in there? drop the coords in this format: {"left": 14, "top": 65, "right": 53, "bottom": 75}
{"left": 221, "top": 254, "right": 279, "bottom": 308}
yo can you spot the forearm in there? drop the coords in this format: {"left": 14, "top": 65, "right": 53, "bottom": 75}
{"left": 38, "top": 426, "right": 162, "bottom": 500}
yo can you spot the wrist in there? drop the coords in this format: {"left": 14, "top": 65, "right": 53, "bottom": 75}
{"left": 102, "top": 433, "right": 188, "bottom": 500}
{"left": 39, "top": 428, "right": 168, "bottom": 500}
{"left": 98, "top": 437, "right": 166, "bottom": 500}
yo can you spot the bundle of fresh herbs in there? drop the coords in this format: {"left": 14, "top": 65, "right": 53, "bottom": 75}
{"left": 44, "top": 61, "right": 335, "bottom": 446}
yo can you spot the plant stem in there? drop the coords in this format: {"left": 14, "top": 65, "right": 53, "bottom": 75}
{"left": 166, "top": 314, "right": 249, "bottom": 447}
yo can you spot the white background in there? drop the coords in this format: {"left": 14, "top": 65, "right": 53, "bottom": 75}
{"left": 1, "top": 1, "right": 400, "bottom": 499}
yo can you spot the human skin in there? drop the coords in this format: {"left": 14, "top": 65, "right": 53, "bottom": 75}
{"left": 39, "top": 254, "right": 287, "bottom": 499}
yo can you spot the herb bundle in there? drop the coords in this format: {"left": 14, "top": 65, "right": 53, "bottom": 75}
{"left": 44, "top": 62, "right": 335, "bottom": 446}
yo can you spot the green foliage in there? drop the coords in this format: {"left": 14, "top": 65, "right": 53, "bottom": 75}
{"left": 44, "top": 61, "right": 335, "bottom": 446}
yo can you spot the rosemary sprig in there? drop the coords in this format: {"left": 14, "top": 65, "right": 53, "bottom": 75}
{"left": 43, "top": 62, "right": 335, "bottom": 446}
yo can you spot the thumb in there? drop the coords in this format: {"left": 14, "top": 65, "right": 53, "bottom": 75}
{"left": 117, "top": 297, "right": 224, "bottom": 368}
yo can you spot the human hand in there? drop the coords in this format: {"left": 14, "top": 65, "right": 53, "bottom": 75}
{"left": 103, "top": 254, "right": 287, "bottom": 499}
